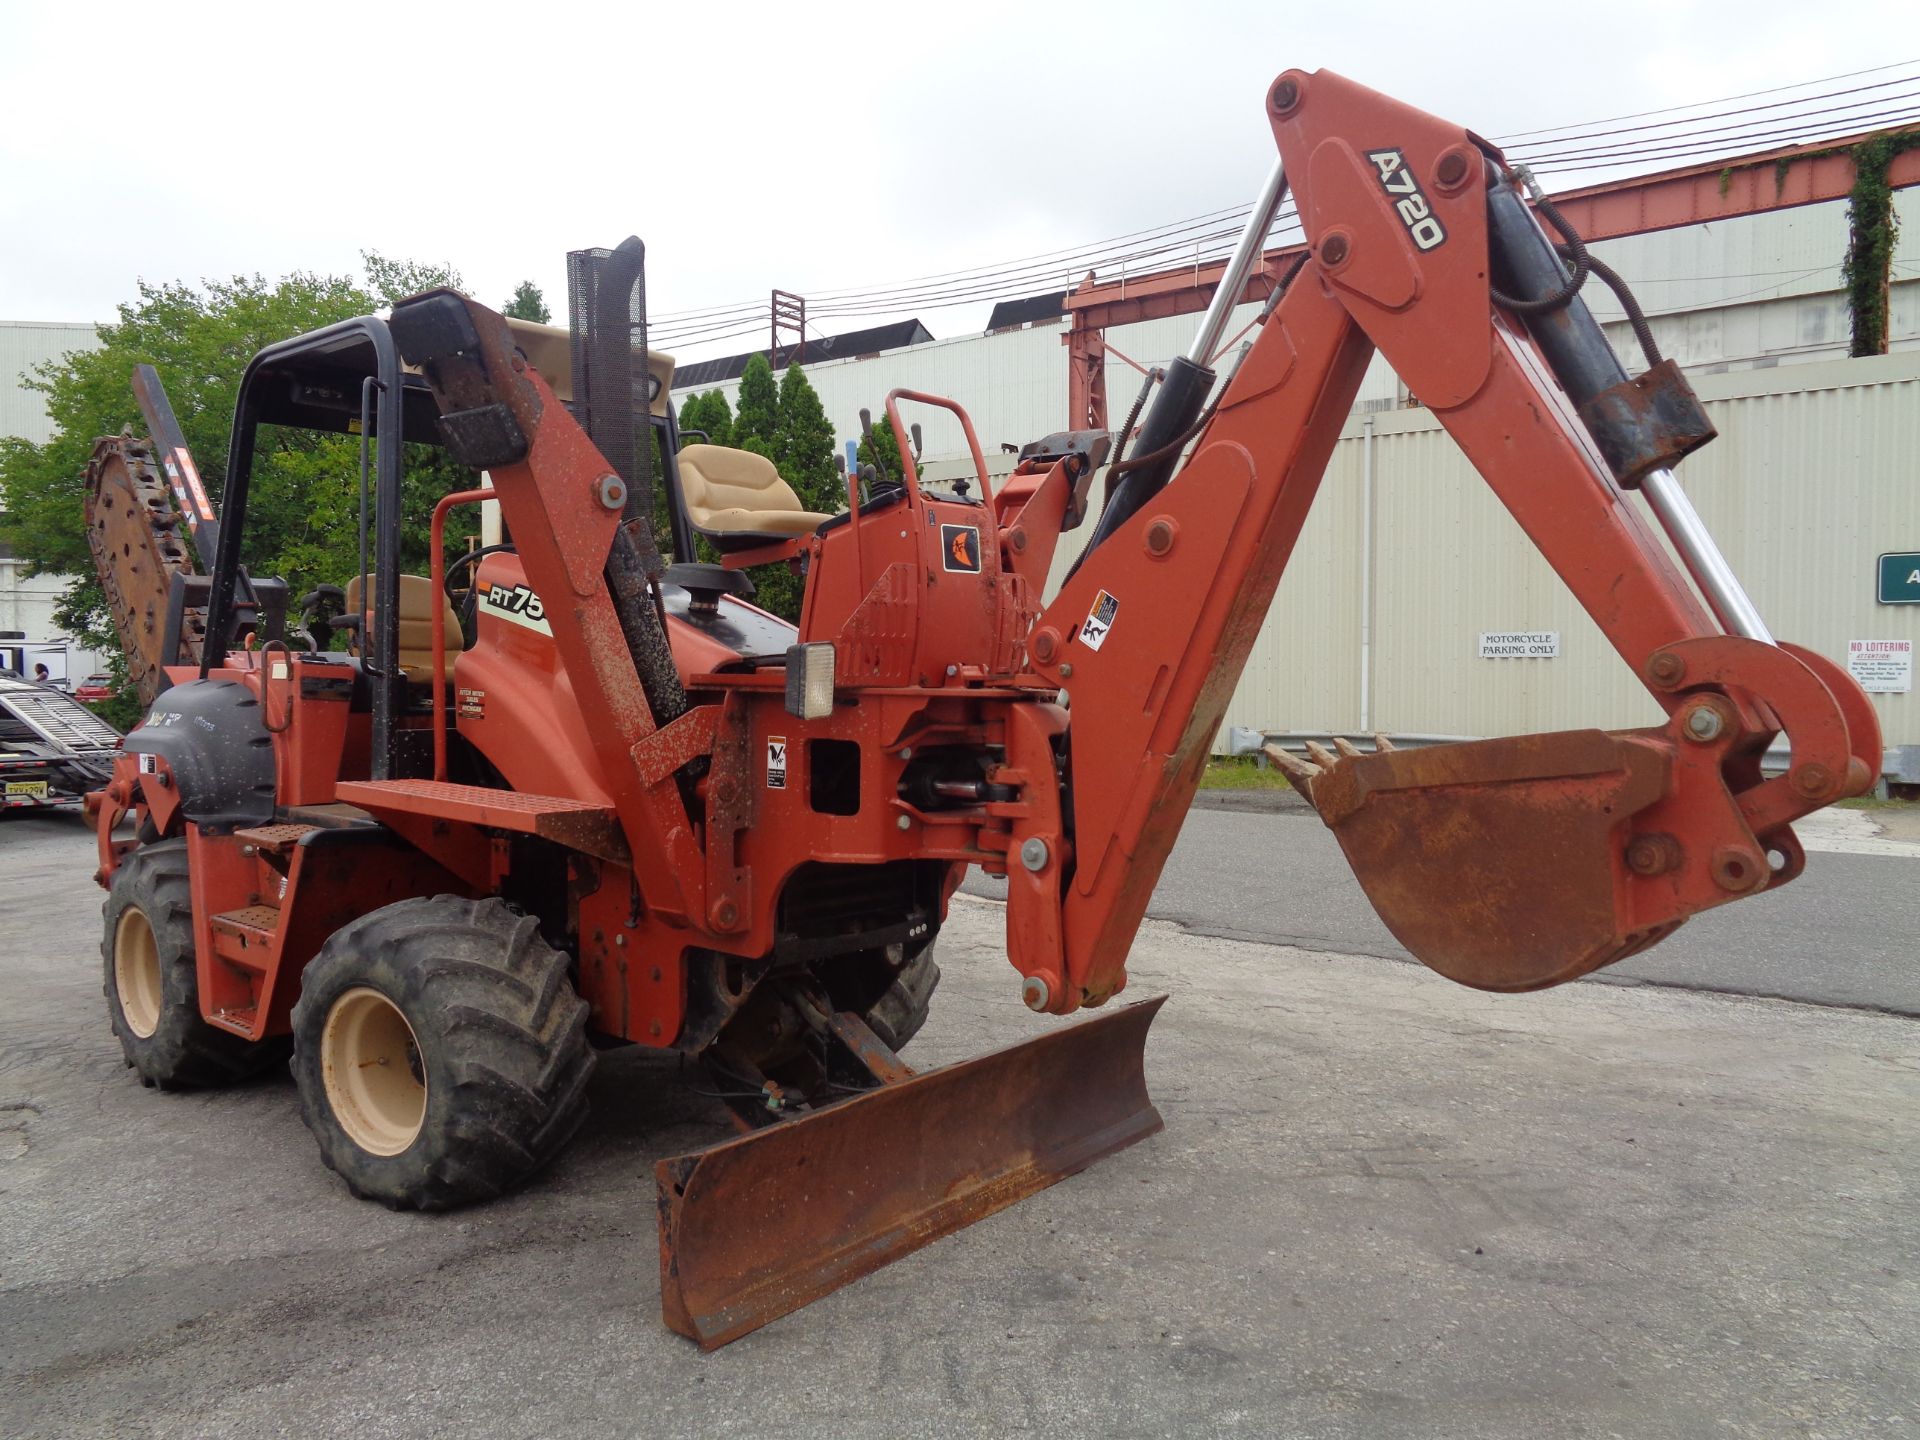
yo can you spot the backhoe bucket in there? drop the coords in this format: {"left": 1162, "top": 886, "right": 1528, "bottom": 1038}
{"left": 657, "top": 994, "right": 1166, "bottom": 1349}
{"left": 1289, "top": 730, "right": 1676, "bottom": 991}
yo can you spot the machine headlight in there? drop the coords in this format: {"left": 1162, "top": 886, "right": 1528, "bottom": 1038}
{"left": 784, "top": 642, "right": 836, "bottom": 720}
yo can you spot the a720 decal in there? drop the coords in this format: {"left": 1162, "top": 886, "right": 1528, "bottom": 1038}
{"left": 1365, "top": 148, "right": 1447, "bottom": 252}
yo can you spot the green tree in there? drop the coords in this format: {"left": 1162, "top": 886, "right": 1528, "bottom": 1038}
{"left": 0, "top": 256, "right": 476, "bottom": 656}
{"left": 732, "top": 354, "right": 779, "bottom": 460}
{"left": 856, "top": 413, "right": 906, "bottom": 484}
{"left": 362, "top": 251, "right": 463, "bottom": 306}
{"left": 775, "top": 364, "right": 839, "bottom": 513}
{"left": 503, "top": 280, "right": 551, "bottom": 323}
{"left": 677, "top": 389, "right": 733, "bottom": 447}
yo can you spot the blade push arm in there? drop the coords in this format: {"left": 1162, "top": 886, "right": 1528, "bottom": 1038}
{"left": 1006, "top": 69, "right": 1878, "bottom": 1013}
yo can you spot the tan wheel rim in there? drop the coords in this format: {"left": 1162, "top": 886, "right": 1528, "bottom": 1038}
{"left": 113, "top": 907, "right": 163, "bottom": 1039}
{"left": 321, "top": 987, "right": 427, "bottom": 1156}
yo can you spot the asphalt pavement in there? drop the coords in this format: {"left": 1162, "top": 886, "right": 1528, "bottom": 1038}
{"left": 967, "top": 796, "right": 1920, "bottom": 1015}
{"left": 4, "top": 811, "right": 1917, "bottom": 1438}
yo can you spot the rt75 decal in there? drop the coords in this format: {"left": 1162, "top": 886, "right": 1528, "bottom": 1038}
{"left": 1365, "top": 148, "right": 1446, "bottom": 252}
{"left": 478, "top": 580, "right": 553, "bottom": 635}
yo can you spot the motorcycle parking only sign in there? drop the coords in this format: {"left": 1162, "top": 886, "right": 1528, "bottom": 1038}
{"left": 1479, "top": 630, "right": 1560, "bottom": 658}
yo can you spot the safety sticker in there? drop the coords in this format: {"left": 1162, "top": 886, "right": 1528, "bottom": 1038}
{"left": 1080, "top": 589, "right": 1120, "bottom": 650}
{"left": 767, "top": 735, "right": 788, "bottom": 790}
{"left": 478, "top": 579, "right": 553, "bottom": 635}
{"left": 941, "top": 524, "right": 982, "bottom": 573}
{"left": 457, "top": 687, "right": 486, "bottom": 719}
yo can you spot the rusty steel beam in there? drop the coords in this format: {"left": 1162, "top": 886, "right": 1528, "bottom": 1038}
{"left": 1064, "top": 128, "right": 1920, "bottom": 430}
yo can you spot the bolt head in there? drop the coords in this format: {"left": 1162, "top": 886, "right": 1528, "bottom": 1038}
{"left": 1646, "top": 652, "right": 1686, "bottom": 687}
{"left": 596, "top": 474, "right": 627, "bottom": 510}
{"left": 897, "top": 813, "right": 912, "bottom": 831}
{"left": 1434, "top": 149, "right": 1470, "bottom": 189}
{"left": 1020, "top": 836, "right": 1050, "bottom": 872}
{"left": 1790, "top": 762, "right": 1835, "bottom": 799}
{"left": 1683, "top": 704, "right": 1724, "bottom": 742}
{"left": 1144, "top": 517, "right": 1176, "bottom": 557}
{"left": 1319, "top": 231, "right": 1351, "bottom": 267}
{"left": 1270, "top": 77, "right": 1300, "bottom": 114}
{"left": 1022, "top": 976, "right": 1051, "bottom": 1012}
{"left": 1625, "top": 833, "right": 1680, "bottom": 877}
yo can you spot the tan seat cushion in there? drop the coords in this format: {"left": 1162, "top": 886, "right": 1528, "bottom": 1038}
{"left": 342, "top": 573, "right": 461, "bottom": 681}
{"left": 677, "top": 444, "right": 831, "bottom": 537}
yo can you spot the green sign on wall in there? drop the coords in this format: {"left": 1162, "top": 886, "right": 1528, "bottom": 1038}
{"left": 1880, "top": 552, "right": 1920, "bottom": 605}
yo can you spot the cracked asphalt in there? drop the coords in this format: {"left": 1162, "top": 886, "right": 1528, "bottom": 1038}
{"left": 3, "top": 810, "right": 1917, "bottom": 1438}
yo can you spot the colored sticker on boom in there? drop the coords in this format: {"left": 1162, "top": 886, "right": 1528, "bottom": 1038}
{"left": 941, "top": 524, "right": 982, "bottom": 573}
{"left": 767, "top": 735, "right": 788, "bottom": 790}
{"left": 1080, "top": 589, "right": 1119, "bottom": 650}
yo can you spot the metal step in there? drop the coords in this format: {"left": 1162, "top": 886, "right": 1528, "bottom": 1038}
{"left": 233, "top": 823, "right": 321, "bottom": 855}
{"left": 209, "top": 906, "right": 280, "bottom": 972}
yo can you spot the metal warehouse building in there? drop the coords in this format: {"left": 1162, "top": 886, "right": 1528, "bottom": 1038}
{"left": 0, "top": 321, "right": 109, "bottom": 684}
{"left": 672, "top": 145, "right": 1920, "bottom": 770}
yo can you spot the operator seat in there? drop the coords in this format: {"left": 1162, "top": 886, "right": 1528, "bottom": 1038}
{"left": 341, "top": 574, "right": 461, "bottom": 681}
{"left": 676, "top": 444, "right": 832, "bottom": 553}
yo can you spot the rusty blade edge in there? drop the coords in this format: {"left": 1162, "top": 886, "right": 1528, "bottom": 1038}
{"left": 679, "top": 1105, "right": 1163, "bottom": 1349}
{"left": 657, "top": 994, "right": 1167, "bottom": 1350}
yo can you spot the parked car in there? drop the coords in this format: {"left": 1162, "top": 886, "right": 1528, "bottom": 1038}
{"left": 74, "top": 673, "right": 114, "bottom": 703}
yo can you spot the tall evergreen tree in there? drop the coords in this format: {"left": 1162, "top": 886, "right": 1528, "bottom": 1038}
{"left": 775, "top": 365, "right": 838, "bottom": 513}
{"left": 856, "top": 416, "right": 906, "bottom": 484}
{"left": 732, "top": 354, "right": 779, "bottom": 460}
{"left": 677, "top": 390, "right": 733, "bottom": 447}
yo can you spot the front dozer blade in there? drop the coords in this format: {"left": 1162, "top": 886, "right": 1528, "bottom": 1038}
{"left": 1273, "top": 731, "right": 1676, "bottom": 992}
{"left": 657, "top": 994, "right": 1166, "bottom": 1349}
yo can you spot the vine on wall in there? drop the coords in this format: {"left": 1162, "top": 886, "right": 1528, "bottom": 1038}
{"left": 1842, "top": 129, "right": 1920, "bottom": 356}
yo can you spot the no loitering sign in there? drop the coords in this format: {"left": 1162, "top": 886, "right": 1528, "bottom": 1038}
{"left": 1847, "top": 639, "right": 1913, "bottom": 693}
{"left": 1479, "top": 630, "right": 1560, "bottom": 659}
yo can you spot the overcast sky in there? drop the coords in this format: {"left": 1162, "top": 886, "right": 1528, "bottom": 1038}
{"left": 1, "top": 1, "right": 1910, "bottom": 357}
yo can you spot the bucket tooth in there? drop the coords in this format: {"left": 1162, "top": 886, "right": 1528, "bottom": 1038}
{"left": 656, "top": 994, "right": 1167, "bottom": 1349}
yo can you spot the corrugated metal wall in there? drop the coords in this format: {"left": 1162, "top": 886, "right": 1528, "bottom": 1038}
{"left": 0, "top": 321, "right": 99, "bottom": 444}
{"left": 1188, "top": 352, "right": 1920, "bottom": 748}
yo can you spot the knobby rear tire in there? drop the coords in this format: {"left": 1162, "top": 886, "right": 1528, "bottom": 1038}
{"left": 290, "top": 895, "right": 594, "bottom": 1210}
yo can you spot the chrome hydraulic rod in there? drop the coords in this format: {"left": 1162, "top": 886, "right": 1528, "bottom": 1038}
{"left": 1069, "top": 158, "right": 1292, "bottom": 577}
{"left": 1186, "top": 158, "right": 1290, "bottom": 366}
{"left": 1639, "top": 467, "right": 1774, "bottom": 643}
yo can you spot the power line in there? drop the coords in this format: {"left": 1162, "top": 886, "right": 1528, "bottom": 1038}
{"left": 650, "top": 61, "right": 1920, "bottom": 351}
{"left": 1497, "top": 57, "right": 1920, "bottom": 141}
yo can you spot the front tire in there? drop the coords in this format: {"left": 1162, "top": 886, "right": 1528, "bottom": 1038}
{"left": 290, "top": 896, "right": 594, "bottom": 1209}
{"left": 102, "top": 840, "right": 286, "bottom": 1088}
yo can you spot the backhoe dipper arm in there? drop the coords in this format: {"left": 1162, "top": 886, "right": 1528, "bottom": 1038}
{"left": 1010, "top": 69, "right": 1879, "bottom": 1013}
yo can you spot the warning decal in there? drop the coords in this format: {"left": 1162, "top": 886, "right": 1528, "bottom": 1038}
{"left": 767, "top": 735, "right": 788, "bottom": 789}
{"left": 941, "top": 524, "right": 982, "bottom": 573}
{"left": 1080, "top": 589, "right": 1119, "bottom": 651}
